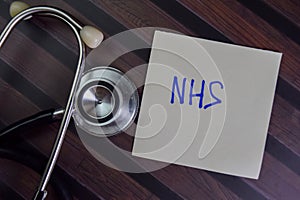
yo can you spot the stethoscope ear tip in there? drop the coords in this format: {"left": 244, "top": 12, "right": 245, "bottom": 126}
{"left": 80, "top": 25, "right": 104, "bottom": 49}
{"left": 9, "top": 1, "right": 30, "bottom": 17}
{"left": 9, "top": 1, "right": 104, "bottom": 49}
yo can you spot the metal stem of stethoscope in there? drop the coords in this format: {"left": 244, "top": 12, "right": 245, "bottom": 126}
{"left": 0, "top": 6, "right": 84, "bottom": 200}
{"left": 1, "top": 2, "right": 139, "bottom": 199}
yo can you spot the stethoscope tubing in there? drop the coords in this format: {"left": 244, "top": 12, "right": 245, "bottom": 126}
{"left": 0, "top": 146, "right": 72, "bottom": 200}
{"left": 0, "top": 6, "right": 85, "bottom": 200}
{"left": 0, "top": 108, "right": 64, "bottom": 138}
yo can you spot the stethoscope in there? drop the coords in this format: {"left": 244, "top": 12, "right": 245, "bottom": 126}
{"left": 0, "top": 1, "right": 139, "bottom": 199}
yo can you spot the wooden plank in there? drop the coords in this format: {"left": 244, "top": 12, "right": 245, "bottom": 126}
{"left": 175, "top": 0, "right": 300, "bottom": 155}
{"left": 0, "top": 159, "right": 57, "bottom": 200}
{"left": 24, "top": 124, "right": 157, "bottom": 200}
{"left": 0, "top": 79, "right": 240, "bottom": 199}
{"left": 0, "top": 80, "right": 155, "bottom": 199}
{"left": 0, "top": 79, "right": 39, "bottom": 124}
{"left": 152, "top": 164, "right": 241, "bottom": 200}
{"left": 85, "top": 0, "right": 298, "bottom": 199}
{"left": 0, "top": 17, "right": 73, "bottom": 106}
{"left": 6, "top": 0, "right": 148, "bottom": 90}
{"left": 244, "top": 153, "right": 300, "bottom": 200}
{"left": 61, "top": 2, "right": 258, "bottom": 199}
{"left": 262, "top": 0, "right": 300, "bottom": 28}
{"left": 147, "top": 195, "right": 160, "bottom": 200}
{"left": 72, "top": 0, "right": 300, "bottom": 157}
{"left": 0, "top": 179, "right": 25, "bottom": 200}
{"left": 67, "top": 0, "right": 299, "bottom": 198}
{"left": 0, "top": 1, "right": 162, "bottom": 198}
{"left": 4, "top": 1, "right": 299, "bottom": 158}
{"left": 0, "top": 0, "right": 299, "bottom": 199}
{"left": 90, "top": 0, "right": 192, "bottom": 34}
{"left": 177, "top": 0, "right": 300, "bottom": 90}
{"left": 23, "top": 0, "right": 98, "bottom": 52}
{"left": 32, "top": 0, "right": 150, "bottom": 74}
{"left": 269, "top": 95, "right": 300, "bottom": 156}
{"left": 76, "top": 157, "right": 154, "bottom": 200}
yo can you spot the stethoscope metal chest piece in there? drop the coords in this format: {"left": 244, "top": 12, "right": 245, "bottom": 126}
{"left": 73, "top": 67, "right": 139, "bottom": 136}
{"left": 0, "top": 1, "right": 139, "bottom": 200}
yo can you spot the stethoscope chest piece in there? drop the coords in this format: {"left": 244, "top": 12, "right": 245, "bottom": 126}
{"left": 73, "top": 67, "right": 139, "bottom": 136}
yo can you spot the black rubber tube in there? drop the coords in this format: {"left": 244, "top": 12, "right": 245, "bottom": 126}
{"left": 0, "top": 109, "right": 56, "bottom": 138}
{"left": 0, "top": 144, "right": 72, "bottom": 199}
{"left": 0, "top": 108, "right": 72, "bottom": 199}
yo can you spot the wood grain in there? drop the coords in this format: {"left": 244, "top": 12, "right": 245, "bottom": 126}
{"left": 263, "top": 0, "right": 300, "bottom": 28}
{"left": 244, "top": 153, "right": 300, "bottom": 200}
{"left": 0, "top": 16, "right": 73, "bottom": 106}
{"left": 0, "top": 120, "right": 157, "bottom": 199}
{"left": 0, "top": 0, "right": 299, "bottom": 199}
{"left": 178, "top": 0, "right": 300, "bottom": 90}
{"left": 270, "top": 95, "right": 300, "bottom": 156}
{"left": 0, "top": 159, "right": 57, "bottom": 200}
{"left": 0, "top": 79, "right": 39, "bottom": 124}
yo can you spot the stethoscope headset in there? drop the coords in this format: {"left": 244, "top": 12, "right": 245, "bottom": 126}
{"left": 0, "top": 1, "right": 139, "bottom": 199}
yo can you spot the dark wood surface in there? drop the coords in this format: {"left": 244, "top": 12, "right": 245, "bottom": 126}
{"left": 0, "top": 0, "right": 299, "bottom": 199}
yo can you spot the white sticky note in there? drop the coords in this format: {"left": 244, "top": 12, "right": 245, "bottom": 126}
{"left": 132, "top": 31, "right": 282, "bottom": 179}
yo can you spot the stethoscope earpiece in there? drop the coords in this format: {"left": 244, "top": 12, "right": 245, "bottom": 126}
{"left": 80, "top": 25, "right": 104, "bottom": 49}
{"left": 9, "top": 1, "right": 30, "bottom": 17}
{"left": 10, "top": 1, "right": 104, "bottom": 49}
{"left": 1, "top": 1, "right": 137, "bottom": 199}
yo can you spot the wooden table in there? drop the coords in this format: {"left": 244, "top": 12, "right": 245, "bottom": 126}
{"left": 0, "top": 0, "right": 299, "bottom": 199}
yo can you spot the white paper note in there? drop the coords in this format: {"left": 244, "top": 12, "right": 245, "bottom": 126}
{"left": 132, "top": 31, "right": 282, "bottom": 179}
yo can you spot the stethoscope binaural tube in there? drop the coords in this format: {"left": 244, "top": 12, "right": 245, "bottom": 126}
{"left": 0, "top": 2, "right": 103, "bottom": 200}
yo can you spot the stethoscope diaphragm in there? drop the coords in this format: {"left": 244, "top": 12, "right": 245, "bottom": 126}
{"left": 73, "top": 66, "right": 139, "bottom": 136}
